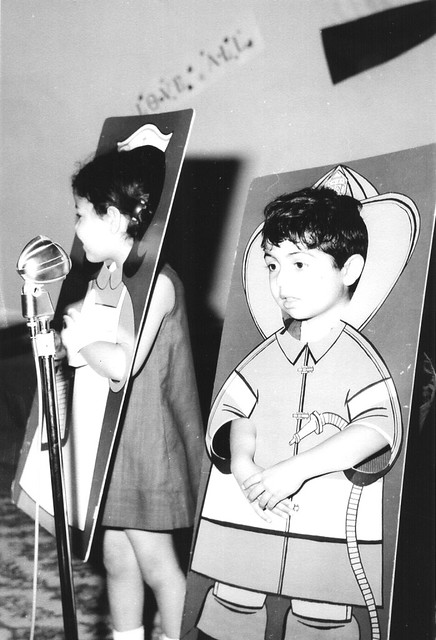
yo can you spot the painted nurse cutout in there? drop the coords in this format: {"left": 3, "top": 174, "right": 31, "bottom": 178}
{"left": 14, "top": 111, "right": 198, "bottom": 562}
{"left": 186, "top": 157, "right": 432, "bottom": 640}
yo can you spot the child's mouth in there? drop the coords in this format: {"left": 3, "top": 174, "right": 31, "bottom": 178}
{"left": 282, "top": 297, "right": 298, "bottom": 309}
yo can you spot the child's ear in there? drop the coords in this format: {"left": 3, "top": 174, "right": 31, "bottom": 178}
{"left": 106, "top": 206, "right": 129, "bottom": 234}
{"left": 341, "top": 254, "right": 365, "bottom": 287}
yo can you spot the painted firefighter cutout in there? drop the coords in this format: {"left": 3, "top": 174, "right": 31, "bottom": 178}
{"left": 185, "top": 149, "right": 435, "bottom": 640}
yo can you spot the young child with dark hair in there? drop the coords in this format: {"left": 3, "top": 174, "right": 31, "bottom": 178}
{"left": 193, "top": 186, "right": 401, "bottom": 640}
{"left": 61, "top": 145, "right": 204, "bottom": 640}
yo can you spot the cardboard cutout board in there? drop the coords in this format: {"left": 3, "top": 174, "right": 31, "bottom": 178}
{"left": 13, "top": 110, "right": 194, "bottom": 561}
{"left": 183, "top": 144, "right": 435, "bottom": 640}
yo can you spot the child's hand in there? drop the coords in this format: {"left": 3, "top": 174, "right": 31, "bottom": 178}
{"left": 61, "top": 309, "right": 87, "bottom": 358}
{"left": 53, "top": 331, "right": 67, "bottom": 361}
{"left": 61, "top": 310, "right": 96, "bottom": 361}
{"left": 61, "top": 294, "right": 99, "bottom": 360}
{"left": 231, "top": 457, "right": 271, "bottom": 522}
{"left": 242, "top": 457, "right": 306, "bottom": 512}
{"left": 232, "top": 457, "right": 293, "bottom": 522}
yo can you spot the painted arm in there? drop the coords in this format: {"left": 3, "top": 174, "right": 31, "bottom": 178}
{"left": 243, "top": 423, "right": 389, "bottom": 511}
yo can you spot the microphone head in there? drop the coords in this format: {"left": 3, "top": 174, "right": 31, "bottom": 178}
{"left": 17, "top": 235, "right": 71, "bottom": 284}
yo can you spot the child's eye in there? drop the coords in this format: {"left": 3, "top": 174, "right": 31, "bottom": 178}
{"left": 266, "top": 263, "right": 276, "bottom": 272}
{"left": 292, "top": 260, "right": 307, "bottom": 270}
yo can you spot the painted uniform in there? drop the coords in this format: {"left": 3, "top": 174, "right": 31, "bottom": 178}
{"left": 192, "top": 321, "right": 401, "bottom": 637}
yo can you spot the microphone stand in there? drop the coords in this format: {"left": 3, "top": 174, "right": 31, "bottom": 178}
{"left": 21, "top": 283, "right": 78, "bottom": 640}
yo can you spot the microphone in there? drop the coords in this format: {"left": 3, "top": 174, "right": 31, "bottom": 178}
{"left": 17, "top": 236, "right": 71, "bottom": 321}
{"left": 17, "top": 235, "right": 71, "bottom": 284}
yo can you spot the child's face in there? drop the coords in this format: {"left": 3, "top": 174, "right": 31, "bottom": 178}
{"left": 264, "top": 239, "right": 351, "bottom": 324}
{"left": 74, "top": 196, "right": 116, "bottom": 263}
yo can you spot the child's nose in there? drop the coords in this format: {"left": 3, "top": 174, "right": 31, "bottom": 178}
{"left": 277, "top": 272, "right": 291, "bottom": 296}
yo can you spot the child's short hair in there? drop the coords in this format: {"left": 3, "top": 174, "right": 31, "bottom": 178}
{"left": 261, "top": 187, "right": 367, "bottom": 268}
{"left": 72, "top": 145, "right": 166, "bottom": 239}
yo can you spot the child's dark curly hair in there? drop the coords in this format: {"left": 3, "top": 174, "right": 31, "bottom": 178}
{"left": 262, "top": 187, "right": 367, "bottom": 268}
{"left": 72, "top": 145, "right": 166, "bottom": 240}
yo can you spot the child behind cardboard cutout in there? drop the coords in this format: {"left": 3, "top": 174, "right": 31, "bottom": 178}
{"left": 13, "top": 110, "right": 196, "bottom": 561}
{"left": 184, "top": 145, "right": 435, "bottom": 640}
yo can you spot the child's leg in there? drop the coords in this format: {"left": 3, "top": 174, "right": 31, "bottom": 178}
{"left": 103, "top": 529, "right": 145, "bottom": 632}
{"left": 126, "top": 529, "right": 185, "bottom": 640}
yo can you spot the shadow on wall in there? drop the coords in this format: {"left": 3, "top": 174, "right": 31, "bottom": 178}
{"left": 163, "top": 157, "right": 241, "bottom": 421}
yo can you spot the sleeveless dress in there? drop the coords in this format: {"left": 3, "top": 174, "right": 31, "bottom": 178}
{"left": 101, "top": 264, "right": 204, "bottom": 530}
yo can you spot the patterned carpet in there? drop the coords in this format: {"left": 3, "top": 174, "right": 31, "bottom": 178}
{"left": 0, "top": 463, "right": 112, "bottom": 640}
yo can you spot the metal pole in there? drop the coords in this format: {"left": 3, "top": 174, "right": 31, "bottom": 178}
{"left": 40, "top": 340, "right": 78, "bottom": 638}
{"left": 26, "top": 312, "right": 78, "bottom": 640}
{"left": 17, "top": 236, "right": 77, "bottom": 637}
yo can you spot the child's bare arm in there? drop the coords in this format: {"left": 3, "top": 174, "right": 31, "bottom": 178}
{"left": 62, "top": 273, "right": 174, "bottom": 381}
{"left": 243, "top": 423, "right": 389, "bottom": 511}
{"left": 230, "top": 418, "right": 293, "bottom": 521}
{"left": 75, "top": 339, "right": 130, "bottom": 381}
{"left": 230, "top": 417, "right": 258, "bottom": 484}
{"left": 131, "top": 273, "right": 175, "bottom": 375}
{"left": 61, "top": 300, "right": 128, "bottom": 380}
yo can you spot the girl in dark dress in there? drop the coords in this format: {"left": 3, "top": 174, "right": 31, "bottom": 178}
{"left": 61, "top": 145, "right": 203, "bottom": 640}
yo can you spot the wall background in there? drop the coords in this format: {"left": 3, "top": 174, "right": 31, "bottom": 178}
{"left": 1, "top": 0, "right": 435, "bottom": 326}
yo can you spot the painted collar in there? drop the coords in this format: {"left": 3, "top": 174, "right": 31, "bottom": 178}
{"left": 92, "top": 261, "right": 124, "bottom": 307}
{"left": 276, "top": 320, "right": 344, "bottom": 364}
